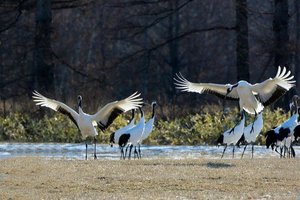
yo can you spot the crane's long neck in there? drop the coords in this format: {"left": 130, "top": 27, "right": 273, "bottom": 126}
{"left": 130, "top": 110, "right": 135, "bottom": 122}
{"left": 291, "top": 98, "right": 298, "bottom": 115}
{"left": 151, "top": 104, "right": 156, "bottom": 118}
{"left": 138, "top": 107, "right": 144, "bottom": 124}
{"left": 78, "top": 99, "right": 83, "bottom": 115}
{"left": 139, "top": 107, "right": 144, "bottom": 118}
{"left": 79, "top": 106, "right": 84, "bottom": 115}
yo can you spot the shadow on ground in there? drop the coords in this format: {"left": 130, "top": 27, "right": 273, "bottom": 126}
{"left": 205, "top": 162, "right": 235, "bottom": 168}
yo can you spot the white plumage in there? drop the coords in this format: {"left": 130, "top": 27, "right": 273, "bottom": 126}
{"left": 283, "top": 136, "right": 295, "bottom": 158}
{"left": 140, "top": 102, "right": 157, "bottom": 142}
{"left": 109, "top": 109, "right": 136, "bottom": 159}
{"left": 217, "top": 113, "right": 245, "bottom": 158}
{"left": 274, "top": 112, "right": 298, "bottom": 135}
{"left": 174, "top": 66, "right": 295, "bottom": 114}
{"left": 238, "top": 112, "right": 263, "bottom": 158}
{"left": 114, "top": 118, "right": 136, "bottom": 143}
{"left": 265, "top": 101, "right": 299, "bottom": 158}
{"left": 124, "top": 107, "right": 145, "bottom": 159}
{"left": 223, "top": 116, "right": 245, "bottom": 145}
{"left": 136, "top": 101, "right": 157, "bottom": 159}
{"left": 32, "top": 91, "right": 143, "bottom": 160}
{"left": 274, "top": 110, "right": 298, "bottom": 157}
{"left": 243, "top": 112, "right": 264, "bottom": 143}
{"left": 141, "top": 118, "right": 154, "bottom": 141}
{"left": 110, "top": 110, "right": 135, "bottom": 147}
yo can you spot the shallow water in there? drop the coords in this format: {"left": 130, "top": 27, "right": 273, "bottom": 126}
{"left": 0, "top": 143, "right": 299, "bottom": 160}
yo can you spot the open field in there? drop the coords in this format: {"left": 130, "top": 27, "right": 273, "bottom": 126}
{"left": 0, "top": 157, "right": 299, "bottom": 199}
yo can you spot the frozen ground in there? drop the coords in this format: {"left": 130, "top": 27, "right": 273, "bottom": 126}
{"left": 0, "top": 142, "right": 299, "bottom": 160}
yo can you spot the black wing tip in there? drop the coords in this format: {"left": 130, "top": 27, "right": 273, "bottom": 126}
{"left": 98, "top": 108, "right": 124, "bottom": 131}
{"left": 57, "top": 106, "right": 80, "bottom": 129}
{"left": 204, "top": 88, "right": 238, "bottom": 101}
{"left": 262, "top": 85, "right": 287, "bottom": 106}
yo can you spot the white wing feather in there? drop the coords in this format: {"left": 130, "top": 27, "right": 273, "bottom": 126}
{"left": 174, "top": 73, "right": 239, "bottom": 100}
{"left": 32, "top": 91, "right": 79, "bottom": 123}
{"left": 252, "top": 66, "right": 295, "bottom": 105}
{"left": 91, "top": 92, "right": 143, "bottom": 130}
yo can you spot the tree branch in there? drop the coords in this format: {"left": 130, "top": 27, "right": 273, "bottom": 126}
{"left": 115, "top": 26, "right": 236, "bottom": 66}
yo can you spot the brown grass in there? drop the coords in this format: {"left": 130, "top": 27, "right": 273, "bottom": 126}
{"left": 0, "top": 157, "right": 299, "bottom": 199}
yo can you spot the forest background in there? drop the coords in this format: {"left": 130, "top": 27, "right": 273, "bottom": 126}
{"left": 0, "top": 0, "right": 299, "bottom": 145}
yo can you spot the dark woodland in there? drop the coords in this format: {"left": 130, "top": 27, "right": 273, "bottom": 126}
{"left": 1, "top": 0, "right": 300, "bottom": 119}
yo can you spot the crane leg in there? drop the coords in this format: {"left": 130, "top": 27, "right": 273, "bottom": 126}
{"left": 221, "top": 145, "right": 227, "bottom": 158}
{"left": 241, "top": 144, "right": 247, "bottom": 158}
{"left": 94, "top": 137, "right": 97, "bottom": 160}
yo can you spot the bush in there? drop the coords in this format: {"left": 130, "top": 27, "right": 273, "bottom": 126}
{"left": 0, "top": 113, "right": 27, "bottom": 141}
{"left": 0, "top": 108, "right": 292, "bottom": 145}
{"left": 24, "top": 114, "right": 81, "bottom": 143}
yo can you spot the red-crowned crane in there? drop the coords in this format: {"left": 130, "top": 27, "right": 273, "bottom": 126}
{"left": 174, "top": 66, "right": 295, "bottom": 115}
{"left": 237, "top": 112, "right": 263, "bottom": 158}
{"left": 217, "top": 112, "right": 246, "bottom": 158}
{"left": 32, "top": 91, "right": 143, "bottom": 160}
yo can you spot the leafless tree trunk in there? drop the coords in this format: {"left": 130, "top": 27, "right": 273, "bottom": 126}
{"left": 169, "top": 0, "right": 180, "bottom": 98}
{"left": 32, "top": 0, "right": 55, "bottom": 95}
{"left": 273, "top": 0, "right": 290, "bottom": 68}
{"left": 236, "top": 0, "right": 249, "bottom": 81}
{"left": 273, "top": 0, "right": 292, "bottom": 109}
{"left": 295, "top": 0, "right": 300, "bottom": 89}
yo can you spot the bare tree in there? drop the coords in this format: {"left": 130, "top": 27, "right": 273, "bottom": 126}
{"left": 32, "top": 0, "right": 54, "bottom": 94}
{"left": 273, "top": 0, "right": 290, "bottom": 68}
{"left": 0, "top": 0, "right": 24, "bottom": 33}
{"left": 295, "top": 0, "right": 300, "bottom": 88}
{"left": 2, "top": 0, "right": 297, "bottom": 116}
{"left": 236, "top": 0, "right": 249, "bottom": 81}
{"left": 273, "top": 0, "right": 293, "bottom": 109}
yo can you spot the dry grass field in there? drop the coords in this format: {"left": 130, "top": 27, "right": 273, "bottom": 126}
{"left": 0, "top": 157, "right": 299, "bottom": 200}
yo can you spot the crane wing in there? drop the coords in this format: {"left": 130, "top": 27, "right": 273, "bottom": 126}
{"left": 174, "top": 72, "right": 239, "bottom": 100}
{"left": 32, "top": 91, "right": 79, "bottom": 129}
{"left": 91, "top": 92, "right": 143, "bottom": 131}
{"left": 252, "top": 66, "right": 295, "bottom": 106}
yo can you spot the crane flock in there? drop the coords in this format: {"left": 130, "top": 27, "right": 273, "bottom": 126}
{"left": 29, "top": 66, "right": 299, "bottom": 159}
